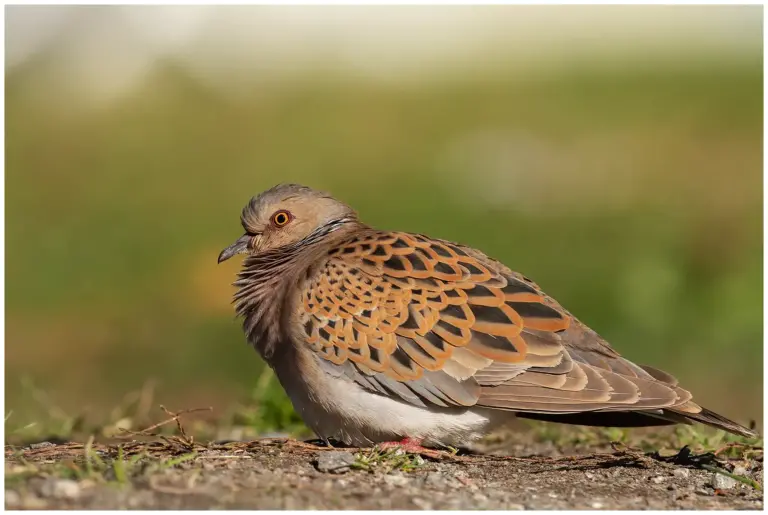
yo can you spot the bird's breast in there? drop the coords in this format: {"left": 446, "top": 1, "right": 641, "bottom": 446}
{"left": 271, "top": 344, "right": 503, "bottom": 447}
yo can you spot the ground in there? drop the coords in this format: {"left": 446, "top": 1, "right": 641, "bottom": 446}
{"left": 5, "top": 423, "right": 763, "bottom": 510}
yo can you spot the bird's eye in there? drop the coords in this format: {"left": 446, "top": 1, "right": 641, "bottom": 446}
{"left": 271, "top": 210, "right": 292, "bottom": 227}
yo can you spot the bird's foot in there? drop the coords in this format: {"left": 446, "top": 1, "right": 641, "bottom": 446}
{"left": 377, "top": 437, "right": 450, "bottom": 460}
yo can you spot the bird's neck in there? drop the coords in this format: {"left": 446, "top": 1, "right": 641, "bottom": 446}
{"left": 234, "top": 248, "right": 311, "bottom": 362}
{"left": 233, "top": 222, "right": 364, "bottom": 361}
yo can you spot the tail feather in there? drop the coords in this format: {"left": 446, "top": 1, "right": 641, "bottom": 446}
{"left": 515, "top": 406, "right": 759, "bottom": 439}
{"left": 672, "top": 406, "right": 759, "bottom": 439}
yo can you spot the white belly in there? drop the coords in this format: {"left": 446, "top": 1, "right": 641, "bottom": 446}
{"left": 273, "top": 347, "right": 505, "bottom": 447}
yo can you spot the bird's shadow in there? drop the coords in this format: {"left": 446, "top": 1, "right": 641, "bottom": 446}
{"left": 302, "top": 439, "right": 726, "bottom": 473}
{"left": 540, "top": 445, "right": 722, "bottom": 473}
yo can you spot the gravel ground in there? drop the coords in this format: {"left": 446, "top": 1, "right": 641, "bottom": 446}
{"left": 5, "top": 435, "right": 763, "bottom": 510}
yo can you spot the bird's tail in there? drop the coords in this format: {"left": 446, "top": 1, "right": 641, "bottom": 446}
{"left": 667, "top": 405, "right": 759, "bottom": 439}
{"left": 516, "top": 405, "right": 759, "bottom": 439}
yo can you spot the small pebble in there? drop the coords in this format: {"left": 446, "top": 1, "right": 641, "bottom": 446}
{"left": 39, "top": 479, "right": 81, "bottom": 499}
{"left": 733, "top": 466, "right": 748, "bottom": 477}
{"left": 585, "top": 472, "right": 595, "bottom": 480}
{"left": 591, "top": 501, "right": 604, "bottom": 509}
{"left": 384, "top": 473, "right": 409, "bottom": 487}
{"left": 29, "top": 442, "right": 55, "bottom": 449}
{"left": 712, "top": 472, "right": 738, "bottom": 490}
{"left": 672, "top": 468, "right": 690, "bottom": 479}
{"left": 315, "top": 451, "right": 356, "bottom": 474}
{"left": 651, "top": 476, "right": 666, "bottom": 484}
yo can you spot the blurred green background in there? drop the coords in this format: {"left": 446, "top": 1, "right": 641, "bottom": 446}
{"left": 5, "top": 6, "right": 763, "bottom": 436}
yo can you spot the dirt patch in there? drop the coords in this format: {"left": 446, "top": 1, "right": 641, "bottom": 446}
{"left": 5, "top": 436, "right": 763, "bottom": 510}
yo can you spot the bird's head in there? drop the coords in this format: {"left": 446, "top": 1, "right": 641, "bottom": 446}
{"left": 217, "top": 183, "right": 358, "bottom": 263}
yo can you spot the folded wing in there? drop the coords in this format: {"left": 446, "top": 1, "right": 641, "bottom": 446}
{"left": 297, "top": 230, "right": 756, "bottom": 437}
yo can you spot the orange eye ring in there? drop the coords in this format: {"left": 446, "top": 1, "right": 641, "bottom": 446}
{"left": 271, "top": 210, "right": 293, "bottom": 227}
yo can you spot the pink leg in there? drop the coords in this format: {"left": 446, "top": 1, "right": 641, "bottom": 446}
{"left": 378, "top": 437, "right": 430, "bottom": 453}
{"left": 377, "top": 437, "right": 451, "bottom": 459}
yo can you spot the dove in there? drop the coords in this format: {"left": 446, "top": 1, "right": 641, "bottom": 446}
{"left": 218, "top": 184, "right": 757, "bottom": 450}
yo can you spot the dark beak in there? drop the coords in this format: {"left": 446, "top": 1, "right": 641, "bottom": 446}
{"left": 217, "top": 234, "right": 251, "bottom": 263}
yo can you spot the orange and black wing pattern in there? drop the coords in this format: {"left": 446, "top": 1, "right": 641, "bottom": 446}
{"left": 297, "top": 230, "right": 715, "bottom": 421}
{"left": 300, "top": 231, "right": 569, "bottom": 374}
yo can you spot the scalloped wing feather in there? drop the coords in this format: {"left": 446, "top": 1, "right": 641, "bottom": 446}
{"left": 299, "top": 230, "right": 692, "bottom": 415}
